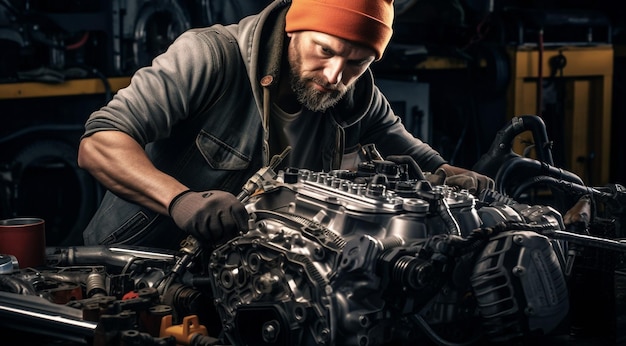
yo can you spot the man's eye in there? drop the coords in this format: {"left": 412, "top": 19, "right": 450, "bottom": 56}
{"left": 320, "top": 47, "right": 333, "bottom": 56}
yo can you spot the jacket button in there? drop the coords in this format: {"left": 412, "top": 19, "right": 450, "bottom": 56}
{"left": 260, "top": 75, "right": 273, "bottom": 86}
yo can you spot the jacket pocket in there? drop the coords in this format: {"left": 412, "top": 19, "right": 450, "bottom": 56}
{"left": 196, "top": 130, "right": 251, "bottom": 170}
{"left": 99, "top": 211, "right": 151, "bottom": 245}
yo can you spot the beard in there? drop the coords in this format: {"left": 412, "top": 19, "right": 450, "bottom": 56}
{"left": 290, "top": 74, "right": 347, "bottom": 112}
{"left": 288, "top": 44, "right": 351, "bottom": 112}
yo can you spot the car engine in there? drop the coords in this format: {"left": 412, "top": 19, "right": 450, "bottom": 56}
{"left": 209, "top": 162, "right": 571, "bottom": 346}
{"left": 0, "top": 115, "right": 625, "bottom": 346}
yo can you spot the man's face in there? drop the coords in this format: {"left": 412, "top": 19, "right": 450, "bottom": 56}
{"left": 287, "top": 31, "right": 376, "bottom": 112}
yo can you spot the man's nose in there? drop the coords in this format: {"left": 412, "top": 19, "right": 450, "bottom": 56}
{"left": 324, "top": 58, "right": 345, "bottom": 86}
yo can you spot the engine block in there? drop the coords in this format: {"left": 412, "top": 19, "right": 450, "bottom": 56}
{"left": 208, "top": 163, "right": 569, "bottom": 345}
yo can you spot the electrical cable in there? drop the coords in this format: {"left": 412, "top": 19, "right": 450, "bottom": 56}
{"left": 88, "top": 66, "right": 112, "bottom": 103}
{"left": 511, "top": 175, "right": 602, "bottom": 200}
{"left": 65, "top": 32, "right": 90, "bottom": 50}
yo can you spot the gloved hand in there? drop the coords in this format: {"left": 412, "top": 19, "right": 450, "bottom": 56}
{"left": 445, "top": 171, "right": 495, "bottom": 194}
{"left": 168, "top": 190, "right": 249, "bottom": 246}
{"left": 426, "top": 166, "right": 495, "bottom": 194}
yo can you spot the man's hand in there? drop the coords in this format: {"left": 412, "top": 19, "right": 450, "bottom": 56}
{"left": 444, "top": 171, "right": 495, "bottom": 194}
{"left": 169, "top": 190, "right": 249, "bottom": 246}
{"left": 427, "top": 164, "right": 495, "bottom": 194}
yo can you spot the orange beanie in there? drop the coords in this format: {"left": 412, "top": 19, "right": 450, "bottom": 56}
{"left": 285, "top": 0, "right": 394, "bottom": 60}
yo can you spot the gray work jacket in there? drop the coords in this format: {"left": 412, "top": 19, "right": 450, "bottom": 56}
{"left": 81, "top": 0, "right": 446, "bottom": 248}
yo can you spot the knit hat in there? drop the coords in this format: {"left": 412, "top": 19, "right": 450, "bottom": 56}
{"left": 285, "top": 0, "right": 394, "bottom": 60}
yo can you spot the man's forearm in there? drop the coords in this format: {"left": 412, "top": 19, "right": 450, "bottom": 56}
{"left": 77, "top": 130, "right": 188, "bottom": 215}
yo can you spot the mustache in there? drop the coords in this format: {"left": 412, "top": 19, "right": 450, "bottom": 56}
{"left": 307, "top": 77, "right": 345, "bottom": 93}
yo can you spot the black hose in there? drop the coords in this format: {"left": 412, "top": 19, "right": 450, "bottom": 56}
{"left": 519, "top": 115, "right": 554, "bottom": 165}
{"left": 450, "top": 221, "right": 553, "bottom": 256}
{"left": 511, "top": 175, "right": 608, "bottom": 200}
{"left": 437, "top": 198, "right": 461, "bottom": 236}
{"left": 495, "top": 156, "right": 584, "bottom": 195}
{"left": 473, "top": 115, "right": 554, "bottom": 178}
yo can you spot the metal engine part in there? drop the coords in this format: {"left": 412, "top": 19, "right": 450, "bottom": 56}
{"left": 208, "top": 163, "right": 570, "bottom": 345}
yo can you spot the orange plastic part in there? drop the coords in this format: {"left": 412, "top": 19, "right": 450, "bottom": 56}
{"left": 160, "top": 314, "right": 208, "bottom": 345}
{"left": 122, "top": 291, "right": 139, "bottom": 300}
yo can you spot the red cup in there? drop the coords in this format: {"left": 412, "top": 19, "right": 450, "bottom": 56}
{"left": 0, "top": 217, "right": 46, "bottom": 268}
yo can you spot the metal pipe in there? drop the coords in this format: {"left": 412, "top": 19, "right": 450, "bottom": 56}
{"left": 0, "top": 291, "right": 97, "bottom": 343}
{"left": 552, "top": 230, "right": 626, "bottom": 252}
{"left": 45, "top": 245, "right": 177, "bottom": 271}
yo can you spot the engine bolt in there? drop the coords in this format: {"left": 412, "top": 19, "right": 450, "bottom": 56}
{"left": 512, "top": 266, "right": 525, "bottom": 276}
{"left": 262, "top": 321, "right": 280, "bottom": 342}
{"left": 359, "top": 315, "right": 369, "bottom": 327}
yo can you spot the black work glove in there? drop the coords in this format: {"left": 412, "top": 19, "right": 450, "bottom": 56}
{"left": 168, "top": 190, "right": 249, "bottom": 246}
{"left": 426, "top": 167, "right": 495, "bottom": 194}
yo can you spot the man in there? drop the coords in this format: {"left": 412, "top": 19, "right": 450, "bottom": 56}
{"left": 78, "top": 0, "right": 493, "bottom": 249}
